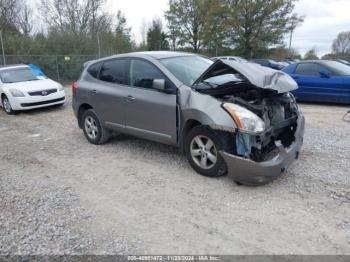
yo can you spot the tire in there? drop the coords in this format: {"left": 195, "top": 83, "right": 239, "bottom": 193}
{"left": 184, "top": 126, "right": 231, "bottom": 177}
{"left": 81, "top": 109, "right": 111, "bottom": 145}
{"left": 1, "top": 95, "right": 16, "bottom": 115}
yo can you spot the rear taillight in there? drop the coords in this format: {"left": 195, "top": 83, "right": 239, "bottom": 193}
{"left": 72, "top": 82, "right": 78, "bottom": 93}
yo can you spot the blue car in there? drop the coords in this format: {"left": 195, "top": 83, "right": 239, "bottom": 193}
{"left": 282, "top": 60, "right": 350, "bottom": 104}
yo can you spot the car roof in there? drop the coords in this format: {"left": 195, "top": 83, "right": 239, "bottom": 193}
{"left": 106, "top": 51, "right": 196, "bottom": 61}
{"left": 297, "top": 60, "right": 334, "bottom": 65}
{"left": 85, "top": 51, "right": 200, "bottom": 68}
{"left": 0, "top": 64, "right": 28, "bottom": 71}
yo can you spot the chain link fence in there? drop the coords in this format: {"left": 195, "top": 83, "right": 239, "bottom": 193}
{"left": 0, "top": 55, "right": 100, "bottom": 84}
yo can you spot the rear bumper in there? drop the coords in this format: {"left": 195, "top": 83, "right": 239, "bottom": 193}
{"left": 220, "top": 114, "right": 305, "bottom": 186}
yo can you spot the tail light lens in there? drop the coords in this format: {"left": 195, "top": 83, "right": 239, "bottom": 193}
{"left": 72, "top": 82, "right": 78, "bottom": 93}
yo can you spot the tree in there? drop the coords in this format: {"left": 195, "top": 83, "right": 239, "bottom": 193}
{"left": 115, "top": 10, "right": 133, "bottom": 53}
{"left": 146, "top": 19, "right": 169, "bottom": 51}
{"left": 332, "top": 31, "right": 350, "bottom": 54}
{"left": 40, "top": 0, "right": 107, "bottom": 35}
{"left": 0, "top": 0, "right": 21, "bottom": 34}
{"left": 165, "top": 0, "right": 211, "bottom": 52}
{"left": 225, "top": 0, "right": 300, "bottom": 58}
{"left": 304, "top": 48, "right": 318, "bottom": 60}
{"left": 201, "top": 0, "right": 228, "bottom": 56}
{"left": 17, "top": 1, "right": 33, "bottom": 36}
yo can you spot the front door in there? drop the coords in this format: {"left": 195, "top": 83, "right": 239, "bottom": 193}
{"left": 123, "top": 58, "right": 177, "bottom": 145}
{"left": 292, "top": 62, "right": 344, "bottom": 103}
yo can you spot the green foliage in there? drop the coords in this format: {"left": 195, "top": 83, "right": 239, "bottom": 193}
{"left": 165, "top": 0, "right": 302, "bottom": 58}
{"left": 226, "top": 0, "right": 299, "bottom": 58}
{"left": 304, "top": 48, "right": 319, "bottom": 60}
{"left": 165, "top": 0, "right": 212, "bottom": 52}
{"left": 146, "top": 19, "right": 169, "bottom": 51}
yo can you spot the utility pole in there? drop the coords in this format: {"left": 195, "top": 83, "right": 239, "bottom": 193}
{"left": 0, "top": 31, "right": 6, "bottom": 65}
{"left": 97, "top": 33, "right": 101, "bottom": 58}
{"left": 289, "top": 27, "right": 294, "bottom": 54}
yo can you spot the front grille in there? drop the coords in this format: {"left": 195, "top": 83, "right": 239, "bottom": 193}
{"left": 28, "top": 89, "right": 57, "bottom": 96}
{"left": 21, "top": 97, "right": 65, "bottom": 107}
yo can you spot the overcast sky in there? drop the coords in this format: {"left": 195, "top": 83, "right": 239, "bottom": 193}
{"left": 106, "top": 0, "right": 350, "bottom": 56}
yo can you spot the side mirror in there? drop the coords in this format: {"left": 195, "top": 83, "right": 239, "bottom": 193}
{"left": 319, "top": 68, "right": 330, "bottom": 78}
{"left": 152, "top": 79, "right": 165, "bottom": 91}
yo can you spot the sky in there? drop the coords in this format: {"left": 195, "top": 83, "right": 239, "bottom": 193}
{"left": 107, "top": 0, "right": 350, "bottom": 57}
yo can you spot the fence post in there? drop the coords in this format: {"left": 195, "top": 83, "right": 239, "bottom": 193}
{"left": 56, "top": 56, "right": 61, "bottom": 83}
{"left": 0, "top": 31, "right": 6, "bottom": 65}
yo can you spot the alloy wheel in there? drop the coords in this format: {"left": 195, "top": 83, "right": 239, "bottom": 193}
{"left": 190, "top": 135, "right": 218, "bottom": 170}
{"left": 84, "top": 116, "right": 99, "bottom": 140}
{"left": 3, "top": 98, "right": 12, "bottom": 113}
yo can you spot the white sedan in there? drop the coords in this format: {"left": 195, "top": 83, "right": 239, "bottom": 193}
{"left": 0, "top": 64, "right": 66, "bottom": 114}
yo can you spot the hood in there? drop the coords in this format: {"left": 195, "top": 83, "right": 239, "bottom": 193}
{"left": 3, "top": 78, "right": 60, "bottom": 92}
{"left": 193, "top": 60, "right": 298, "bottom": 93}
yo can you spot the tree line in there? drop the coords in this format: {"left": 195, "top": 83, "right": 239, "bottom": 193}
{"left": 0, "top": 0, "right": 348, "bottom": 61}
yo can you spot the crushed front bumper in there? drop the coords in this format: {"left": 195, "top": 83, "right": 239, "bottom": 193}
{"left": 220, "top": 114, "right": 305, "bottom": 186}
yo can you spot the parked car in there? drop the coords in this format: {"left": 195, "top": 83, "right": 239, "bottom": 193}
{"left": 282, "top": 60, "right": 350, "bottom": 104}
{"left": 213, "top": 56, "right": 248, "bottom": 63}
{"left": 285, "top": 58, "right": 300, "bottom": 64}
{"left": 335, "top": 59, "right": 350, "bottom": 66}
{"left": 72, "top": 51, "right": 305, "bottom": 186}
{"left": 251, "top": 59, "right": 285, "bottom": 70}
{"left": 278, "top": 61, "right": 290, "bottom": 67}
{"left": 0, "top": 64, "right": 65, "bottom": 114}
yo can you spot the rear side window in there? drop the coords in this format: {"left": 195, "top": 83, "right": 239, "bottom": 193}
{"left": 295, "top": 63, "right": 322, "bottom": 76}
{"left": 87, "top": 62, "right": 102, "bottom": 78}
{"left": 129, "top": 59, "right": 165, "bottom": 89}
{"left": 99, "top": 59, "right": 126, "bottom": 84}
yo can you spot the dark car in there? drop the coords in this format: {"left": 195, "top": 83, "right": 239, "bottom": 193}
{"left": 251, "top": 59, "right": 285, "bottom": 70}
{"left": 213, "top": 56, "right": 248, "bottom": 63}
{"left": 282, "top": 60, "right": 350, "bottom": 104}
{"left": 72, "top": 51, "right": 304, "bottom": 186}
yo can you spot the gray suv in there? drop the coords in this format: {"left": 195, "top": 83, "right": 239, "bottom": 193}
{"left": 72, "top": 51, "right": 305, "bottom": 185}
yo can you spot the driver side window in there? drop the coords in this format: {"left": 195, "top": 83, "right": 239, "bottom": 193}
{"left": 129, "top": 59, "right": 166, "bottom": 89}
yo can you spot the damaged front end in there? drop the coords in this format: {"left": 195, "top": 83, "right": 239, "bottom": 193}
{"left": 193, "top": 59, "right": 305, "bottom": 185}
{"left": 221, "top": 92, "right": 305, "bottom": 185}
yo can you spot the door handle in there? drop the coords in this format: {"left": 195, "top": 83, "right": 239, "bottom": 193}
{"left": 125, "top": 95, "right": 135, "bottom": 102}
{"left": 90, "top": 89, "right": 98, "bottom": 95}
{"left": 292, "top": 76, "right": 299, "bottom": 80}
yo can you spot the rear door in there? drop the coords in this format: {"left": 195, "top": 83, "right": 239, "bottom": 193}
{"left": 88, "top": 58, "right": 128, "bottom": 130}
{"left": 291, "top": 63, "right": 343, "bottom": 102}
{"left": 123, "top": 58, "right": 177, "bottom": 145}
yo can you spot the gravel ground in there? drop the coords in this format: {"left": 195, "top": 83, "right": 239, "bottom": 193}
{"left": 0, "top": 88, "right": 349, "bottom": 255}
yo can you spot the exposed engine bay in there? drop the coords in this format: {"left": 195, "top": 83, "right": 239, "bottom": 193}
{"left": 191, "top": 59, "right": 301, "bottom": 162}
{"left": 195, "top": 82, "right": 300, "bottom": 162}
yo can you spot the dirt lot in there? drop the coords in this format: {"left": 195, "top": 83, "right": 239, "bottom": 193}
{"left": 0, "top": 88, "right": 349, "bottom": 255}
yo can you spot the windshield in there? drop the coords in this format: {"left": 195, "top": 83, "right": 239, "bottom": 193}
{"left": 0, "top": 67, "right": 40, "bottom": 83}
{"left": 326, "top": 61, "right": 350, "bottom": 76}
{"left": 159, "top": 56, "right": 213, "bottom": 86}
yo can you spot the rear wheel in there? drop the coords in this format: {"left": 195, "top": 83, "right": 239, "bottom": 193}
{"left": 2, "top": 96, "right": 16, "bottom": 115}
{"left": 184, "top": 126, "right": 229, "bottom": 177}
{"left": 82, "top": 109, "right": 110, "bottom": 145}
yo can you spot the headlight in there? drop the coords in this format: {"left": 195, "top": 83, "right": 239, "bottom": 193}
{"left": 9, "top": 88, "right": 25, "bottom": 97}
{"left": 223, "top": 103, "right": 265, "bottom": 133}
{"left": 58, "top": 85, "right": 64, "bottom": 91}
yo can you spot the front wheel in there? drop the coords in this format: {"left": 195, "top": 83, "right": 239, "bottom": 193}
{"left": 2, "top": 96, "right": 16, "bottom": 115}
{"left": 82, "top": 109, "right": 111, "bottom": 145}
{"left": 184, "top": 126, "right": 229, "bottom": 177}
